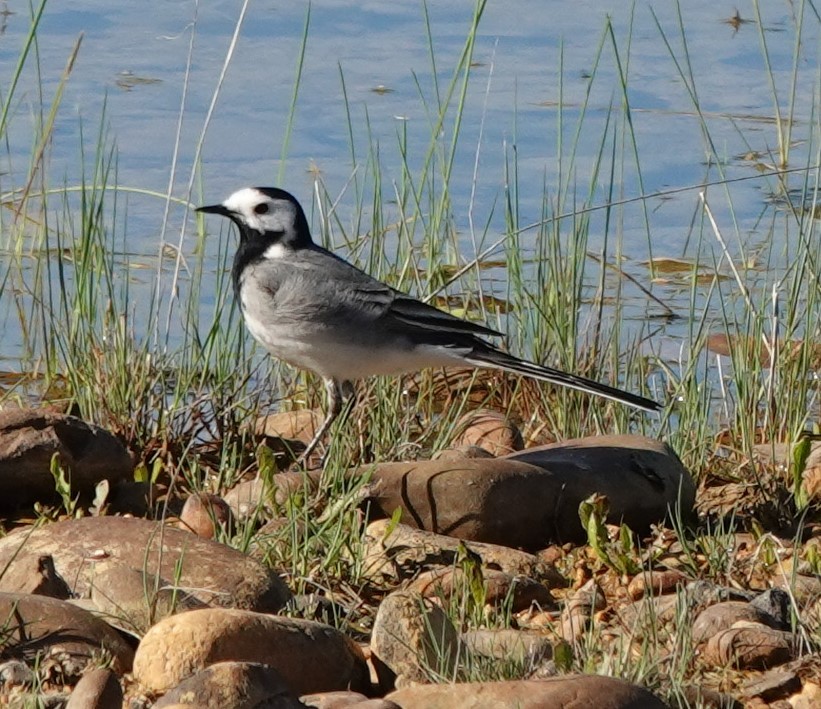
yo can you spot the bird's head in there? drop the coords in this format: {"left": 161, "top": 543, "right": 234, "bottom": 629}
{"left": 197, "top": 187, "right": 313, "bottom": 248}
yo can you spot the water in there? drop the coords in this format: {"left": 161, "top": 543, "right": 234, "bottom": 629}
{"left": 0, "top": 0, "right": 818, "bottom": 375}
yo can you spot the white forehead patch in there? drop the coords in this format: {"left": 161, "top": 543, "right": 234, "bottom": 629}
{"left": 222, "top": 187, "right": 298, "bottom": 234}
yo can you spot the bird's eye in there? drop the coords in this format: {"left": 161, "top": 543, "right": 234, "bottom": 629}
{"left": 254, "top": 203, "right": 270, "bottom": 215}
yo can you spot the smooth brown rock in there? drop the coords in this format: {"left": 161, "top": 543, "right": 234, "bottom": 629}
{"left": 753, "top": 441, "right": 821, "bottom": 505}
{"left": 65, "top": 668, "right": 123, "bottom": 709}
{"left": 450, "top": 409, "right": 524, "bottom": 456}
{"left": 300, "top": 690, "right": 370, "bottom": 708}
{"left": 358, "top": 435, "right": 694, "bottom": 548}
{"left": 362, "top": 520, "right": 560, "bottom": 585}
{"left": 617, "top": 594, "right": 681, "bottom": 636}
{"left": 406, "top": 567, "right": 555, "bottom": 612}
{"left": 432, "top": 445, "right": 495, "bottom": 462}
{"left": 153, "top": 661, "right": 303, "bottom": 708}
{"left": 256, "top": 409, "right": 323, "bottom": 444}
{"left": 560, "top": 580, "right": 606, "bottom": 643}
{"left": 0, "top": 517, "right": 290, "bottom": 614}
{"left": 300, "top": 691, "right": 400, "bottom": 709}
{"left": 627, "top": 569, "right": 689, "bottom": 600}
{"left": 370, "top": 590, "right": 460, "bottom": 690}
{"left": 386, "top": 675, "right": 671, "bottom": 707}
{"left": 461, "top": 628, "right": 553, "bottom": 666}
{"left": 0, "top": 553, "right": 71, "bottom": 598}
{"left": 133, "top": 608, "right": 369, "bottom": 696}
{"left": 0, "top": 592, "right": 133, "bottom": 674}
{"left": 224, "top": 472, "right": 314, "bottom": 521}
{"left": 702, "top": 625, "right": 794, "bottom": 670}
{"left": 692, "top": 602, "right": 782, "bottom": 645}
{"left": 178, "top": 492, "right": 233, "bottom": 539}
{"left": 87, "top": 563, "right": 207, "bottom": 634}
{"left": 0, "top": 408, "right": 133, "bottom": 510}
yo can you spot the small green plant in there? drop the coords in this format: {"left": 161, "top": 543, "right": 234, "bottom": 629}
{"left": 48, "top": 453, "right": 80, "bottom": 518}
{"left": 579, "top": 494, "right": 641, "bottom": 576}
{"left": 791, "top": 429, "right": 820, "bottom": 511}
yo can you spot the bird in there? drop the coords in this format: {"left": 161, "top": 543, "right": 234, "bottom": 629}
{"left": 197, "top": 187, "right": 661, "bottom": 464}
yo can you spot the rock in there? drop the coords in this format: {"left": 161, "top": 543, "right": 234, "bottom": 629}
{"left": 627, "top": 569, "right": 689, "bottom": 601}
{"left": 300, "top": 690, "right": 370, "bottom": 708}
{"left": 685, "top": 580, "right": 754, "bottom": 606}
{"left": 432, "top": 446, "right": 495, "bottom": 462}
{"left": 300, "top": 691, "right": 400, "bottom": 708}
{"left": 286, "top": 594, "right": 348, "bottom": 625}
{"left": 249, "top": 517, "right": 308, "bottom": 562}
{"left": 753, "top": 440, "right": 821, "bottom": 503}
{"left": 775, "top": 573, "right": 821, "bottom": 605}
{"left": 742, "top": 667, "right": 802, "bottom": 702}
{"left": 0, "top": 517, "right": 291, "bottom": 614}
{"left": 386, "top": 675, "right": 671, "bottom": 707}
{"left": 21, "top": 692, "right": 71, "bottom": 708}
{"left": 618, "top": 593, "right": 681, "bottom": 634}
{"left": 750, "top": 588, "right": 792, "bottom": 629}
{"left": 619, "top": 581, "right": 759, "bottom": 640}
{"left": 107, "top": 479, "right": 159, "bottom": 516}
{"left": 788, "top": 680, "right": 821, "bottom": 709}
{"left": 153, "top": 661, "right": 303, "bottom": 708}
{"left": 461, "top": 629, "right": 553, "bottom": 666}
{"left": 0, "top": 592, "right": 134, "bottom": 674}
{"left": 87, "top": 563, "right": 207, "bottom": 634}
{"left": 0, "top": 553, "right": 71, "bottom": 598}
{"left": 133, "top": 608, "right": 369, "bottom": 696}
{"left": 560, "top": 580, "right": 606, "bottom": 643}
{"left": 256, "top": 409, "right": 323, "bottom": 444}
{"left": 702, "top": 625, "right": 794, "bottom": 670}
{"left": 178, "top": 492, "right": 233, "bottom": 539}
{"left": 66, "top": 668, "right": 123, "bottom": 709}
{"left": 357, "top": 435, "right": 694, "bottom": 548}
{"left": 450, "top": 409, "right": 524, "bottom": 456}
{"left": 0, "top": 408, "right": 133, "bottom": 510}
{"left": 691, "top": 602, "right": 783, "bottom": 645}
{"left": 406, "top": 567, "right": 555, "bottom": 612}
{"left": 0, "top": 659, "right": 34, "bottom": 687}
{"left": 370, "top": 590, "right": 460, "bottom": 690}
{"left": 362, "top": 520, "right": 560, "bottom": 585}
{"left": 679, "top": 685, "right": 742, "bottom": 709}
{"left": 224, "top": 472, "right": 314, "bottom": 521}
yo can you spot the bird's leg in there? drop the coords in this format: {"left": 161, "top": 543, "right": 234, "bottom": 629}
{"left": 317, "top": 381, "right": 357, "bottom": 468}
{"left": 297, "top": 378, "right": 344, "bottom": 467}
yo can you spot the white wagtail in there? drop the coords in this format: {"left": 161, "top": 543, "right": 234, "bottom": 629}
{"left": 197, "top": 187, "right": 661, "bottom": 463}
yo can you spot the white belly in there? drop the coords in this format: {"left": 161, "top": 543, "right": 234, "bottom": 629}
{"left": 241, "top": 294, "right": 462, "bottom": 382}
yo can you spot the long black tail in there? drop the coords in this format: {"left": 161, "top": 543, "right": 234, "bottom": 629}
{"left": 465, "top": 346, "right": 662, "bottom": 412}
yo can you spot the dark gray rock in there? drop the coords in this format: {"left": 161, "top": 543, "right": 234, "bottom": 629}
{"left": 750, "top": 588, "right": 793, "bottom": 629}
{"left": 0, "top": 408, "right": 133, "bottom": 510}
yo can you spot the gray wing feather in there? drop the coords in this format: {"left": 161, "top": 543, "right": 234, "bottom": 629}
{"left": 286, "top": 246, "right": 503, "bottom": 339}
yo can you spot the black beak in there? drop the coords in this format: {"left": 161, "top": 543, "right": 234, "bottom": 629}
{"left": 196, "top": 204, "right": 231, "bottom": 216}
